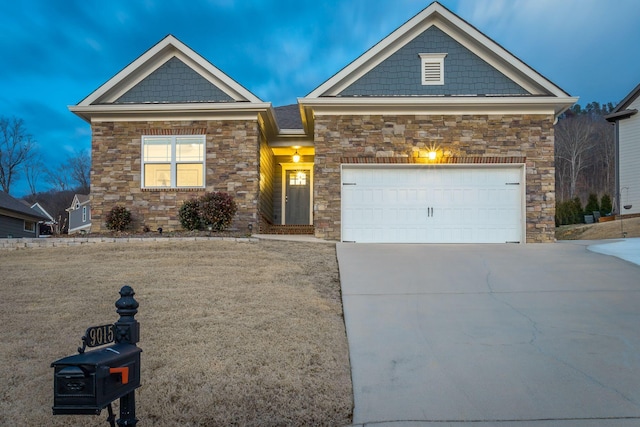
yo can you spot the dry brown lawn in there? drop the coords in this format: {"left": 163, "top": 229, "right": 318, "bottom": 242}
{"left": 556, "top": 216, "right": 640, "bottom": 240}
{"left": 0, "top": 240, "right": 352, "bottom": 426}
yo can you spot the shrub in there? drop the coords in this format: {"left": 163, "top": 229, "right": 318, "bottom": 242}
{"left": 199, "top": 192, "right": 237, "bottom": 231}
{"left": 571, "top": 197, "right": 583, "bottom": 224}
{"left": 179, "top": 199, "right": 202, "bottom": 231}
{"left": 585, "top": 193, "right": 600, "bottom": 215}
{"left": 555, "top": 200, "right": 571, "bottom": 226}
{"left": 600, "top": 194, "right": 613, "bottom": 216}
{"left": 556, "top": 198, "right": 587, "bottom": 226}
{"left": 177, "top": 192, "right": 238, "bottom": 232}
{"left": 105, "top": 205, "right": 132, "bottom": 231}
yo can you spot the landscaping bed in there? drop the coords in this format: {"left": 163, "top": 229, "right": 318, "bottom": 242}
{"left": 556, "top": 216, "right": 640, "bottom": 240}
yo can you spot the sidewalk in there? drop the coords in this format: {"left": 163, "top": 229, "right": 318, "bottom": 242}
{"left": 587, "top": 238, "right": 640, "bottom": 266}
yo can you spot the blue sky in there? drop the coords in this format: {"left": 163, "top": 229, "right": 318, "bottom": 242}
{"left": 2, "top": 0, "right": 639, "bottom": 197}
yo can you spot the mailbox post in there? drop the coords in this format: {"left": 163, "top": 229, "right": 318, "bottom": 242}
{"left": 52, "top": 286, "right": 142, "bottom": 426}
{"left": 114, "top": 285, "right": 140, "bottom": 426}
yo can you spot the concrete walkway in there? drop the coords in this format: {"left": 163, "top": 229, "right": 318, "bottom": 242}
{"left": 587, "top": 238, "right": 640, "bottom": 266}
{"left": 337, "top": 242, "right": 640, "bottom": 426}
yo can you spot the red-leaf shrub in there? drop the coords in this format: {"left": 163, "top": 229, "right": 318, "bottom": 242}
{"left": 199, "top": 192, "right": 237, "bottom": 231}
{"left": 178, "top": 192, "right": 237, "bottom": 231}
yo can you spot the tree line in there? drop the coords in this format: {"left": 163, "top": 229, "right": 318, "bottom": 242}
{"left": 1, "top": 116, "right": 90, "bottom": 196}
{"left": 555, "top": 102, "right": 616, "bottom": 204}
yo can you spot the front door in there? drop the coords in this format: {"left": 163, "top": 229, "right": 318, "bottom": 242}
{"left": 285, "top": 169, "right": 311, "bottom": 225}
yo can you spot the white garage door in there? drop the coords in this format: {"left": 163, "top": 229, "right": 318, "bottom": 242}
{"left": 341, "top": 165, "right": 524, "bottom": 243}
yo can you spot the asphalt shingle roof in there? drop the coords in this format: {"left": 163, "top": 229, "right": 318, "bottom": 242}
{"left": 0, "top": 191, "right": 48, "bottom": 220}
{"left": 274, "top": 104, "right": 303, "bottom": 130}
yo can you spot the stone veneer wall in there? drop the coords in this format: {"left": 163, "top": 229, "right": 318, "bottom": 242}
{"left": 91, "top": 120, "right": 260, "bottom": 233}
{"left": 313, "top": 114, "right": 555, "bottom": 243}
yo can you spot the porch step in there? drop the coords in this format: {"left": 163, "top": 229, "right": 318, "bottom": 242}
{"left": 263, "top": 224, "right": 315, "bottom": 235}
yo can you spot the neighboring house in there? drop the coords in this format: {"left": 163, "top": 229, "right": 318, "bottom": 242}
{"left": 605, "top": 83, "right": 640, "bottom": 218}
{"left": 69, "top": 2, "right": 576, "bottom": 243}
{"left": 30, "top": 202, "right": 56, "bottom": 235}
{"left": 0, "top": 191, "right": 48, "bottom": 238}
{"left": 66, "top": 194, "right": 91, "bottom": 234}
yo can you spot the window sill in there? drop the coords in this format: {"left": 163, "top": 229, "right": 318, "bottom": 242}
{"left": 141, "top": 188, "right": 207, "bottom": 192}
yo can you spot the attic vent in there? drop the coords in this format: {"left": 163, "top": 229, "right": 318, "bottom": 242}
{"left": 419, "top": 53, "right": 447, "bottom": 85}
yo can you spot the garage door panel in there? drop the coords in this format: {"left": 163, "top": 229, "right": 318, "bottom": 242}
{"left": 342, "top": 166, "right": 523, "bottom": 243}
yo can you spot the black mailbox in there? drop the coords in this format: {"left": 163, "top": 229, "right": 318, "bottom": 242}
{"left": 52, "top": 343, "right": 141, "bottom": 415}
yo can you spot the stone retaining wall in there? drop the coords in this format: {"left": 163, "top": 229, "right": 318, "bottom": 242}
{"left": 0, "top": 236, "right": 258, "bottom": 250}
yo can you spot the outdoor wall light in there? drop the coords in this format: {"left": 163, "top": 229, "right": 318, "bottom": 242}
{"left": 292, "top": 149, "right": 301, "bottom": 163}
{"left": 428, "top": 150, "right": 437, "bottom": 160}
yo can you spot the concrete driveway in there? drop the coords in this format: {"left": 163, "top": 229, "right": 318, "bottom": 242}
{"left": 337, "top": 242, "right": 640, "bottom": 426}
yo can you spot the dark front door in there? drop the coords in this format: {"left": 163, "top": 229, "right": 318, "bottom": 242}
{"left": 285, "top": 169, "right": 311, "bottom": 225}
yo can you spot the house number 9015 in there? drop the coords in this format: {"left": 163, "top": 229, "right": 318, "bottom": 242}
{"left": 84, "top": 324, "right": 115, "bottom": 347}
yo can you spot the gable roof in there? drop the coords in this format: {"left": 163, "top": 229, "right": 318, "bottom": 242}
{"left": 30, "top": 202, "right": 55, "bottom": 222}
{"left": 0, "top": 191, "right": 48, "bottom": 221}
{"left": 66, "top": 194, "right": 90, "bottom": 211}
{"left": 70, "top": 35, "right": 270, "bottom": 122}
{"left": 301, "top": 1, "right": 576, "bottom": 119}
{"left": 605, "top": 82, "right": 640, "bottom": 122}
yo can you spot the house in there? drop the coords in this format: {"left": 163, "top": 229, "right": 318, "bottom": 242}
{"left": 69, "top": 2, "right": 576, "bottom": 243}
{"left": 0, "top": 191, "right": 48, "bottom": 238}
{"left": 30, "top": 202, "right": 56, "bottom": 235}
{"left": 605, "top": 83, "right": 640, "bottom": 218}
{"left": 66, "top": 194, "right": 91, "bottom": 234}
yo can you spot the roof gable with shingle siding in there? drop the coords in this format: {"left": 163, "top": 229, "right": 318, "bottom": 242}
{"left": 338, "top": 26, "right": 529, "bottom": 97}
{"left": 307, "top": 2, "right": 573, "bottom": 101}
{"left": 70, "top": 35, "right": 272, "bottom": 123}
{"left": 115, "top": 57, "right": 234, "bottom": 103}
{"left": 74, "top": 35, "right": 262, "bottom": 107}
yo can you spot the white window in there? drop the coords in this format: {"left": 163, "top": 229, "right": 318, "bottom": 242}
{"left": 142, "top": 135, "right": 205, "bottom": 188}
{"left": 419, "top": 53, "right": 447, "bottom": 85}
{"left": 289, "top": 171, "right": 307, "bottom": 186}
{"left": 24, "top": 221, "right": 35, "bottom": 232}
{"left": 82, "top": 206, "right": 87, "bottom": 222}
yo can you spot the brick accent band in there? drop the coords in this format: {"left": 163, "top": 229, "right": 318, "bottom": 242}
{"left": 142, "top": 128, "right": 207, "bottom": 135}
{"left": 340, "top": 156, "right": 526, "bottom": 164}
{"left": 141, "top": 188, "right": 207, "bottom": 192}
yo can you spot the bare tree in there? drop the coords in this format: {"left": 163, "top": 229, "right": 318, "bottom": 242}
{"left": 594, "top": 121, "right": 615, "bottom": 196}
{"left": 65, "top": 150, "right": 91, "bottom": 193}
{"left": 24, "top": 154, "right": 45, "bottom": 196}
{"left": 555, "top": 114, "right": 597, "bottom": 199}
{"left": 46, "top": 151, "right": 91, "bottom": 193}
{"left": 45, "top": 163, "right": 70, "bottom": 192}
{"left": 0, "top": 116, "right": 36, "bottom": 194}
{"left": 555, "top": 153, "right": 569, "bottom": 201}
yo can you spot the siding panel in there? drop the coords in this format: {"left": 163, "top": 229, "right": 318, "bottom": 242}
{"left": 339, "top": 26, "right": 530, "bottom": 97}
{"left": 0, "top": 215, "right": 37, "bottom": 238}
{"left": 619, "top": 96, "right": 640, "bottom": 216}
